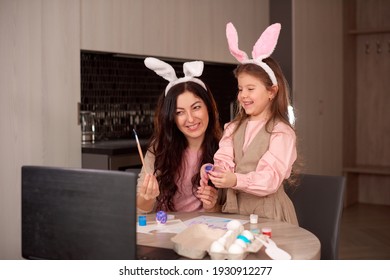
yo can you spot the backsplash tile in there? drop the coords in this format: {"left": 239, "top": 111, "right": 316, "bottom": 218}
{"left": 81, "top": 51, "right": 237, "bottom": 141}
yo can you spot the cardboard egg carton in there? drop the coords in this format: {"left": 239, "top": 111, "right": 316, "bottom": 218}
{"left": 171, "top": 223, "right": 265, "bottom": 260}
{"left": 208, "top": 235, "right": 264, "bottom": 260}
{"left": 171, "top": 224, "right": 226, "bottom": 259}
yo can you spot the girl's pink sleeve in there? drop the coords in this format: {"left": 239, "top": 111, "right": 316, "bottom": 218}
{"left": 234, "top": 123, "right": 297, "bottom": 196}
{"left": 213, "top": 123, "right": 236, "bottom": 172}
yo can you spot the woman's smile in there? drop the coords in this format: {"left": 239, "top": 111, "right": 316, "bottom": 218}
{"left": 186, "top": 122, "right": 201, "bottom": 131}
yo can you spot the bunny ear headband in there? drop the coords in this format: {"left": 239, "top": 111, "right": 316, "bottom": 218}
{"left": 226, "top": 22, "right": 281, "bottom": 86}
{"left": 144, "top": 57, "right": 206, "bottom": 95}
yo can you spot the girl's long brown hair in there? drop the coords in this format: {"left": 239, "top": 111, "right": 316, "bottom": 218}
{"left": 230, "top": 58, "right": 302, "bottom": 187}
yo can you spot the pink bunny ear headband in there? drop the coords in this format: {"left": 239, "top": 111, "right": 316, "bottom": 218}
{"left": 144, "top": 57, "right": 207, "bottom": 95}
{"left": 226, "top": 22, "right": 281, "bottom": 86}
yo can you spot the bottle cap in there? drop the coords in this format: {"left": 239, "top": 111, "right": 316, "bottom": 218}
{"left": 205, "top": 164, "right": 213, "bottom": 173}
{"left": 250, "top": 214, "right": 258, "bottom": 224}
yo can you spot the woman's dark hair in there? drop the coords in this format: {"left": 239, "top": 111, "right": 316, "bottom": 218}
{"left": 149, "top": 81, "right": 222, "bottom": 211}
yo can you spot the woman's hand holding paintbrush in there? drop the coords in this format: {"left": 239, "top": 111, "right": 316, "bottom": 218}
{"left": 133, "top": 129, "right": 159, "bottom": 209}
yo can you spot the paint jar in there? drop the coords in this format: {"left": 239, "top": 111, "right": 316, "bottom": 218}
{"left": 262, "top": 227, "right": 272, "bottom": 238}
{"left": 138, "top": 215, "right": 147, "bottom": 226}
{"left": 250, "top": 214, "right": 258, "bottom": 224}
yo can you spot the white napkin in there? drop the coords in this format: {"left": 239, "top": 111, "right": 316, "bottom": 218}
{"left": 137, "top": 219, "right": 188, "bottom": 234}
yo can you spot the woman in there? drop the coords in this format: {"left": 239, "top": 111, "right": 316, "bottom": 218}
{"left": 136, "top": 58, "right": 222, "bottom": 213}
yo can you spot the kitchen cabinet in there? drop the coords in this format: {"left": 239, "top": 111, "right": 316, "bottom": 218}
{"left": 80, "top": 0, "right": 268, "bottom": 63}
{"left": 343, "top": 0, "right": 390, "bottom": 205}
{"left": 82, "top": 153, "right": 142, "bottom": 170}
{"left": 291, "top": 0, "right": 344, "bottom": 176}
{"left": 81, "top": 139, "right": 147, "bottom": 170}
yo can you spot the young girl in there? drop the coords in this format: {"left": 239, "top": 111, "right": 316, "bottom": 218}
{"left": 202, "top": 23, "right": 298, "bottom": 225}
{"left": 137, "top": 57, "right": 222, "bottom": 213}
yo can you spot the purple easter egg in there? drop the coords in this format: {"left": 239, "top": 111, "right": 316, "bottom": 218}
{"left": 156, "top": 210, "right": 167, "bottom": 224}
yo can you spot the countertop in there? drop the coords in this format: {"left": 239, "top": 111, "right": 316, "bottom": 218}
{"left": 82, "top": 139, "right": 149, "bottom": 156}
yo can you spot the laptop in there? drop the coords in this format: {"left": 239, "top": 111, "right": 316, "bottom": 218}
{"left": 22, "top": 166, "right": 180, "bottom": 260}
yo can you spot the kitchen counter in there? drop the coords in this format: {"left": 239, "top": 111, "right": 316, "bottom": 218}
{"left": 82, "top": 139, "right": 149, "bottom": 156}
{"left": 81, "top": 139, "right": 149, "bottom": 170}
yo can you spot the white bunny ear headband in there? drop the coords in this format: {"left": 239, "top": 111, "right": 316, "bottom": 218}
{"left": 226, "top": 22, "right": 281, "bottom": 86}
{"left": 144, "top": 57, "right": 207, "bottom": 95}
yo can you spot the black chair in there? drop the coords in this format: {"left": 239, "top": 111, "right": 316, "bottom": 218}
{"left": 285, "top": 173, "right": 346, "bottom": 260}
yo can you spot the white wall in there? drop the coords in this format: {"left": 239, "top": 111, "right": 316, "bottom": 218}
{"left": 0, "top": 0, "right": 81, "bottom": 259}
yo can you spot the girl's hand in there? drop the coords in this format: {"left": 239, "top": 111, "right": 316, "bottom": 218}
{"left": 197, "top": 185, "right": 218, "bottom": 210}
{"left": 208, "top": 167, "right": 237, "bottom": 189}
{"left": 138, "top": 173, "right": 160, "bottom": 201}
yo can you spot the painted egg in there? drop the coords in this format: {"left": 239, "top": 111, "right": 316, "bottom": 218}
{"left": 156, "top": 210, "right": 167, "bottom": 224}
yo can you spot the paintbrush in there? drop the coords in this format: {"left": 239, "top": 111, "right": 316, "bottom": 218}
{"left": 133, "top": 129, "right": 145, "bottom": 166}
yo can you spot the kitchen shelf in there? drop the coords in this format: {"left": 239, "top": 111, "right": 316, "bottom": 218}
{"left": 348, "top": 28, "right": 390, "bottom": 35}
{"left": 342, "top": 0, "right": 390, "bottom": 206}
{"left": 343, "top": 165, "right": 390, "bottom": 176}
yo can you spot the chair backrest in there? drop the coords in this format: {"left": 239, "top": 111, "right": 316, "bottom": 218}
{"left": 285, "top": 173, "right": 346, "bottom": 260}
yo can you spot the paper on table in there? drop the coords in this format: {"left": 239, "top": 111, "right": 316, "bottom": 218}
{"left": 137, "top": 219, "right": 188, "bottom": 234}
{"left": 255, "top": 235, "right": 292, "bottom": 260}
{"left": 184, "top": 215, "right": 248, "bottom": 230}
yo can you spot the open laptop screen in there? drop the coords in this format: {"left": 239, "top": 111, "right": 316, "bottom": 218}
{"left": 22, "top": 166, "right": 137, "bottom": 260}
